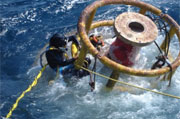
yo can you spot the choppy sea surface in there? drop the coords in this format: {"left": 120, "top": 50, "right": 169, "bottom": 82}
{"left": 0, "top": 0, "right": 180, "bottom": 119}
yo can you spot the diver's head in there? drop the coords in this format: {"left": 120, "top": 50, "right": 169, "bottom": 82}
{"left": 49, "top": 33, "right": 67, "bottom": 48}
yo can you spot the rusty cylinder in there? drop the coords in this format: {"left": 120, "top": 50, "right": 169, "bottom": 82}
{"left": 106, "top": 12, "right": 158, "bottom": 88}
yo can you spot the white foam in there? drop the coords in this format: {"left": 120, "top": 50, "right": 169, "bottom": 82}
{"left": 81, "top": 92, "right": 96, "bottom": 105}
{"left": 59, "top": 0, "right": 79, "bottom": 12}
{"left": 0, "top": 28, "right": 8, "bottom": 36}
{"left": 27, "top": 65, "right": 41, "bottom": 75}
{"left": 23, "top": 1, "right": 180, "bottom": 118}
{"left": 16, "top": 29, "right": 27, "bottom": 35}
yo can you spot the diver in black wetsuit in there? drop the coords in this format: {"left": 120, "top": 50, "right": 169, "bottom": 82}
{"left": 46, "top": 34, "right": 76, "bottom": 70}
{"left": 45, "top": 33, "right": 91, "bottom": 77}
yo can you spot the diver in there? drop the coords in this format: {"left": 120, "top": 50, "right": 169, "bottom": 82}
{"left": 45, "top": 33, "right": 91, "bottom": 78}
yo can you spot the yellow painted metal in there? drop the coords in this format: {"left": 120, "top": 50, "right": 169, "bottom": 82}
{"left": 86, "top": 9, "right": 97, "bottom": 33}
{"left": 75, "top": 9, "right": 97, "bottom": 69}
{"left": 77, "top": 0, "right": 180, "bottom": 77}
{"left": 160, "top": 27, "right": 176, "bottom": 53}
{"left": 106, "top": 70, "right": 120, "bottom": 89}
{"left": 74, "top": 42, "right": 88, "bottom": 68}
{"left": 90, "top": 20, "right": 114, "bottom": 29}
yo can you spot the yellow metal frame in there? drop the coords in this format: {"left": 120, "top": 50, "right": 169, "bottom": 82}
{"left": 75, "top": 0, "right": 180, "bottom": 77}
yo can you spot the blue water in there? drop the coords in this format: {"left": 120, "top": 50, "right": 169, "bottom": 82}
{"left": 0, "top": 0, "right": 180, "bottom": 119}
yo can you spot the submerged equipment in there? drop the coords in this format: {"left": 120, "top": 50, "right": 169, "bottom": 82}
{"left": 75, "top": 0, "right": 180, "bottom": 89}
{"left": 5, "top": 0, "right": 180, "bottom": 118}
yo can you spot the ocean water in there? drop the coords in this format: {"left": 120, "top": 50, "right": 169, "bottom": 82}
{"left": 0, "top": 0, "right": 180, "bottom": 119}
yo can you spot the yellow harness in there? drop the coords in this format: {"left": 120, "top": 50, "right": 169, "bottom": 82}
{"left": 49, "top": 46, "right": 69, "bottom": 59}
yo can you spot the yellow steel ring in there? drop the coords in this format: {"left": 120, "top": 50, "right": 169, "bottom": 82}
{"left": 78, "top": 0, "right": 180, "bottom": 77}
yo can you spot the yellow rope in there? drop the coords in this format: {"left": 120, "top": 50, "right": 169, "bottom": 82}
{"left": 6, "top": 64, "right": 47, "bottom": 119}
{"left": 76, "top": 65, "right": 180, "bottom": 99}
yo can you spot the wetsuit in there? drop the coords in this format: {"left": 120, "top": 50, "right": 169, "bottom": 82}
{"left": 45, "top": 34, "right": 90, "bottom": 77}
{"left": 46, "top": 49, "right": 90, "bottom": 77}
{"left": 46, "top": 49, "right": 76, "bottom": 74}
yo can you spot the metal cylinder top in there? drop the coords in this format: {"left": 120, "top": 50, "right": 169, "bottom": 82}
{"left": 114, "top": 12, "right": 158, "bottom": 46}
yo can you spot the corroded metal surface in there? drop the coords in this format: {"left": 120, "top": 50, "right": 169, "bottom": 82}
{"left": 114, "top": 12, "right": 158, "bottom": 46}
{"left": 77, "top": 0, "right": 180, "bottom": 77}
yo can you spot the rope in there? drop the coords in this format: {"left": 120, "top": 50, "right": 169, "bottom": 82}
{"left": 6, "top": 64, "right": 47, "bottom": 119}
{"left": 76, "top": 65, "right": 180, "bottom": 99}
